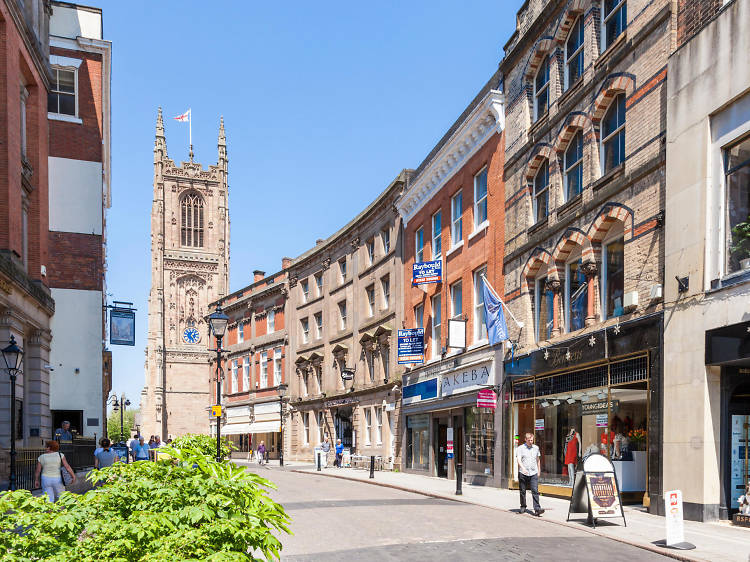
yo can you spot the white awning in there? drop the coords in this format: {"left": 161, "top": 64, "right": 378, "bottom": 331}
{"left": 221, "top": 420, "right": 280, "bottom": 435}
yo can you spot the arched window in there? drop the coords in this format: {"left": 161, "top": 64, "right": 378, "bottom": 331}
{"left": 534, "top": 56, "right": 550, "bottom": 121}
{"left": 602, "top": 0, "right": 627, "bottom": 51}
{"left": 181, "top": 193, "right": 204, "bottom": 247}
{"left": 533, "top": 159, "right": 550, "bottom": 223}
{"left": 564, "top": 130, "right": 584, "bottom": 200}
{"left": 601, "top": 93, "right": 625, "bottom": 174}
{"left": 565, "top": 254, "right": 588, "bottom": 332}
{"left": 565, "top": 17, "right": 584, "bottom": 90}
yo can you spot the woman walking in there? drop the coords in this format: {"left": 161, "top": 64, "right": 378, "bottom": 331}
{"left": 34, "top": 440, "right": 76, "bottom": 502}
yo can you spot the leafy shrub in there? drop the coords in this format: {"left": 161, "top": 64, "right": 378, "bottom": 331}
{"left": 0, "top": 444, "right": 290, "bottom": 561}
{"left": 170, "top": 433, "right": 236, "bottom": 460}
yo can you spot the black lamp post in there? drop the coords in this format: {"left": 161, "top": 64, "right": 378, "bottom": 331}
{"left": 208, "top": 304, "right": 229, "bottom": 462}
{"left": 108, "top": 394, "right": 131, "bottom": 445}
{"left": 278, "top": 383, "right": 287, "bottom": 466}
{"left": 2, "top": 335, "right": 24, "bottom": 491}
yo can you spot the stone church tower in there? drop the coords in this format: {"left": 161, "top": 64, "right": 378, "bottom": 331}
{"left": 141, "top": 109, "right": 230, "bottom": 439}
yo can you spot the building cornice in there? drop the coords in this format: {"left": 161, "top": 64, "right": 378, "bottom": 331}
{"left": 396, "top": 90, "right": 504, "bottom": 226}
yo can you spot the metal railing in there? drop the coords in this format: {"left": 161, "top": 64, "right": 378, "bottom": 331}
{"left": 15, "top": 438, "right": 97, "bottom": 491}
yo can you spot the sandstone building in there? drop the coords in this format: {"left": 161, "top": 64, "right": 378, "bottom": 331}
{"left": 141, "top": 111, "right": 230, "bottom": 439}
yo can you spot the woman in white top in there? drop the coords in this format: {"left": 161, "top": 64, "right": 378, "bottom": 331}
{"left": 34, "top": 440, "right": 76, "bottom": 502}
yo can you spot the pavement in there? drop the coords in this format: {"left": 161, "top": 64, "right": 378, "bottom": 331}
{"left": 240, "top": 462, "right": 671, "bottom": 561}
{"left": 236, "top": 460, "right": 750, "bottom": 562}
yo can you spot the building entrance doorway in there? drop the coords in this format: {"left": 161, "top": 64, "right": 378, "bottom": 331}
{"left": 51, "top": 410, "right": 83, "bottom": 439}
{"left": 728, "top": 382, "right": 750, "bottom": 516}
{"left": 335, "top": 407, "right": 353, "bottom": 450}
{"left": 435, "top": 421, "right": 448, "bottom": 478}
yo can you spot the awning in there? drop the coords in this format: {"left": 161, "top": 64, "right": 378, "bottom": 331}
{"left": 221, "top": 420, "right": 280, "bottom": 435}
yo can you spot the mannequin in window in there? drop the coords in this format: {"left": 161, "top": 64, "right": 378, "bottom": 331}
{"left": 563, "top": 427, "right": 581, "bottom": 486}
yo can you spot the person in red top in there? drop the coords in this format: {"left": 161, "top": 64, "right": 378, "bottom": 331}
{"left": 564, "top": 428, "right": 581, "bottom": 486}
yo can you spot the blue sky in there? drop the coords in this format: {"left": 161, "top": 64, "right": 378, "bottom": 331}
{"left": 98, "top": 1, "right": 521, "bottom": 407}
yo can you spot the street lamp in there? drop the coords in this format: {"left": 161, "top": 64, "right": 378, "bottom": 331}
{"left": 2, "top": 335, "right": 24, "bottom": 491}
{"left": 108, "top": 394, "right": 131, "bottom": 445}
{"left": 278, "top": 383, "right": 287, "bottom": 467}
{"left": 208, "top": 304, "right": 229, "bottom": 462}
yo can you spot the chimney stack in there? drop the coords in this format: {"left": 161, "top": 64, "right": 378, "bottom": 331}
{"left": 253, "top": 270, "right": 265, "bottom": 283}
{"left": 282, "top": 257, "right": 292, "bottom": 270}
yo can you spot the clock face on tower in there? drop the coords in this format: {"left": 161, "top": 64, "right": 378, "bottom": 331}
{"left": 182, "top": 326, "right": 200, "bottom": 344}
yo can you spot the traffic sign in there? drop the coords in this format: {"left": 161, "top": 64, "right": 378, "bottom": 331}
{"left": 210, "top": 405, "right": 222, "bottom": 417}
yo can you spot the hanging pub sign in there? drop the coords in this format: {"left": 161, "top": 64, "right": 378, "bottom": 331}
{"left": 398, "top": 328, "right": 425, "bottom": 364}
{"left": 567, "top": 453, "right": 626, "bottom": 528}
{"left": 110, "top": 307, "right": 136, "bottom": 346}
{"left": 412, "top": 260, "right": 442, "bottom": 285}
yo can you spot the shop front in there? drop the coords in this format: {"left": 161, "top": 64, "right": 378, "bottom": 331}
{"left": 503, "top": 314, "right": 662, "bottom": 508}
{"left": 401, "top": 347, "right": 503, "bottom": 485}
{"left": 223, "top": 401, "right": 281, "bottom": 459}
{"left": 706, "top": 320, "right": 750, "bottom": 519}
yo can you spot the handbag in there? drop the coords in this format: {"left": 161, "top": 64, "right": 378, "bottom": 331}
{"left": 58, "top": 452, "right": 73, "bottom": 487}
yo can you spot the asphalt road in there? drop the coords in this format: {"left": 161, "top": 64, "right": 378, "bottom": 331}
{"left": 246, "top": 466, "right": 668, "bottom": 561}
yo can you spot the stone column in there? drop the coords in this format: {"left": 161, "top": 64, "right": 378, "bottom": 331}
{"left": 23, "top": 329, "right": 52, "bottom": 446}
{"left": 581, "top": 261, "right": 599, "bottom": 327}
{"left": 546, "top": 278, "right": 563, "bottom": 337}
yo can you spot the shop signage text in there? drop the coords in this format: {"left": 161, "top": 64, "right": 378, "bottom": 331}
{"left": 412, "top": 260, "right": 442, "bottom": 285}
{"left": 477, "top": 388, "right": 497, "bottom": 409}
{"left": 581, "top": 400, "right": 620, "bottom": 416}
{"left": 403, "top": 378, "right": 439, "bottom": 405}
{"left": 446, "top": 427, "right": 454, "bottom": 459}
{"left": 398, "top": 329, "right": 425, "bottom": 364}
{"left": 324, "top": 397, "right": 359, "bottom": 408}
{"left": 535, "top": 418, "right": 544, "bottom": 431}
{"left": 441, "top": 362, "right": 493, "bottom": 397}
{"left": 585, "top": 472, "right": 622, "bottom": 518}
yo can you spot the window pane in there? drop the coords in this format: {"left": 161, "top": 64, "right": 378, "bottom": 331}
{"left": 568, "top": 260, "right": 588, "bottom": 331}
{"left": 47, "top": 92, "right": 58, "bottom": 113}
{"left": 606, "top": 239, "right": 625, "bottom": 318}
{"left": 725, "top": 136, "right": 750, "bottom": 273}
{"left": 603, "top": 95, "right": 625, "bottom": 138}
{"left": 535, "top": 58, "right": 549, "bottom": 91}
{"left": 59, "top": 93, "right": 76, "bottom": 116}
{"left": 58, "top": 70, "right": 75, "bottom": 93}
{"left": 536, "top": 89, "right": 548, "bottom": 118}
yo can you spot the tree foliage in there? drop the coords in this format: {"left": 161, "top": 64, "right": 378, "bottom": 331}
{"left": 0, "top": 443, "right": 290, "bottom": 561}
{"left": 106, "top": 407, "right": 138, "bottom": 443}
{"left": 170, "top": 433, "right": 236, "bottom": 460}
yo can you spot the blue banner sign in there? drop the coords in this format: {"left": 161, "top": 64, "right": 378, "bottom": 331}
{"left": 398, "top": 328, "right": 425, "bottom": 364}
{"left": 412, "top": 260, "right": 442, "bottom": 285}
{"left": 402, "top": 378, "right": 438, "bottom": 405}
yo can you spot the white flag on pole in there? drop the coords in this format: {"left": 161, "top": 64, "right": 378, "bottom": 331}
{"left": 173, "top": 108, "right": 192, "bottom": 150}
{"left": 174, "top": 109, "right": 190, "bottom": 122}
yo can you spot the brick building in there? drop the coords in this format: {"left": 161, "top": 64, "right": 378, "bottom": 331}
{"left": 396, "top": 75, "right": 505, "bottom": 484}
{"left": 140, "top": 112, "right": 230, "bottom": 440}
{"left": 287, "top": 172, "right": 408, "bottom": 468}
{"left": 499, "top": 0, "right": 671, "bottom": 509}
{"left": 0, "top": 0, "right": 53, "bottom": 485}
{"left": 665, "top": 0, "right": 750, "bottom": 521}
{"left": 46, "top": 1, "right": 111, "bottom": 440}
{"left": 209, "top": 265, "right": 289, "bottom": 460}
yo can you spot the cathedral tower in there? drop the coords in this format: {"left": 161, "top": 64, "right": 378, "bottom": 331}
{"left": 141, "top": 109, "right": 230, "bottom": 439}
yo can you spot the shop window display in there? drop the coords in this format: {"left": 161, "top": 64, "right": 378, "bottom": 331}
{"left": 406, "top": 414, "right": 430, "bottom": 471}
{"left": 510, "top": 356, "right": 649, "bottom": 493}
{"left": 464, "top": 407, "right": 494, "bottom": 477}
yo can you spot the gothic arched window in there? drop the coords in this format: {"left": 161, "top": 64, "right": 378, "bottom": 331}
{"left": 181, "top": 193, "right": 204, "bottom": 247}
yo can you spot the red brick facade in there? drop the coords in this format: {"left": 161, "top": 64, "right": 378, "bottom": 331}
{"left": 46, "top": 231, "right": 103, "bottom": 291}
{"left": 676, "top": 0, "right": 723, "bottom": 48}
{"left": 0, "top": 1, "right": 50, "bottom": 281}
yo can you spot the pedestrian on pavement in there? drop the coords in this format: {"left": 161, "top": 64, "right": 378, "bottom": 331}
{"left": 54, "top": 420, "right": 73, "bottom": 442}
{"left": 34, "top": 440, "right": 76, "bottom": 502}
{"left": 152, "top": 435, "right": 162, "bottom": 448}
{"left": 516, "top": 432, "right": 544, "bottom": 516}
{"left": 257, "top": 441, "right": 266, "bottom": 465}
{"left": 93, "top": 436, "right": 107, "bottom": 460}
{"left": 128, "top": 433, "right": 139, "bottom": 456}
{"left": 321, "top": 436, "right": 331, "bottom": 468}
{"left": 334, "top": 439, "right": 344, "bottom": 468}
{"left": 94, "top": 438, "right": 119, "bottom": 469}
{"left": 132, "top": 436, "right": 151, "bottom": 462}
{"left": 148, "top": 435, "right": 156, "bottom": 448}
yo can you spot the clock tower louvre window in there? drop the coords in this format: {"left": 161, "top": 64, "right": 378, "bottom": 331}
{"left": 181, "top": 193, "right": 204, "bottom": 248}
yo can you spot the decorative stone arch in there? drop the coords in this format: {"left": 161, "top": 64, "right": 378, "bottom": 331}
{"left": 553, "top": 0, "right": 587, "bottom": 43}
{"left": 552, "top": 227, "right": 594, "bottom": 267}
{"left": 520, "top": 248, "right": 555, "bottom": 293}
{"left": 524, "top": 144, "right": 554, "bottom": 182}
{"left": 523, "top": 36, "right": 556, "bottom": 80}
{"left": 588, "top": 203, "right": 634, "bottom": 243}
{"left": 591, "top": 73, "right": 636, "bottom": 122}
{"left": 553, "top": 112, "right": 593, "bottom": 153}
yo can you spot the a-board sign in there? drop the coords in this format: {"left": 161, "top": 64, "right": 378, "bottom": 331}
{"left": 412, "top": 260, "right": 442, "bottom": 285}
{"left": 665, "top": 490, "right": 685, "bottom": 545}
{"left": 111, "top": 445, "right": 129, "bottom": 463}
{"left": 567, "top": 453, "right": 626, "bottom": 528}
{"left": 446, "top": 427, "right": 454, "bottom": 459}
{"left": 398, "top": 329, "right": 425, "bottom": 364}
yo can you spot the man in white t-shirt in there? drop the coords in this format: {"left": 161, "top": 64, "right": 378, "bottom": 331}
{"left": 516, "top": 432, "right": 544, "bottom": 516}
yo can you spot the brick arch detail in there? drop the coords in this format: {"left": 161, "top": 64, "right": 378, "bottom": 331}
{"left": 588, "top": 203, "right": 635, "bottom": 243}
{"left": 520, "top": 248, "right": 554, "bottom": 293}
{"left": 591, "top": 73, "right": 636, "bottom": 122}
{"left": 552, "top": 227, "right": 594, "bottom": 266}
{"left": 553, "top": 112, "right": 592, "bottom": 153}
{"left": 523, "top": 36, "right": 556, "bottom": 80}
{"left": 553, "top": 0, "right": 587, "bottom": 43}
{"left": 524, "top": 144, "right": 554, "bottom": 181}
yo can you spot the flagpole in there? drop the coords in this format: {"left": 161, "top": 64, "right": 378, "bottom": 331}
{"left": 481, "top": 274, "right": 524, "bottom": 329}
{"left": 188, "top": 109, "right": 193, "bottom": 161}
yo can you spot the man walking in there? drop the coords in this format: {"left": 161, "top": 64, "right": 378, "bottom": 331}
{"left": 132, "top": 436, "right": 151, "bottom": 462}
{"left": 321, "top": 436, "right": 331, "bottom": 468}
{"left": 516, "top": 432, "right": 544, "bottom": 516}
